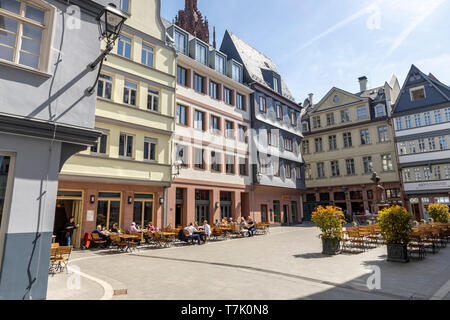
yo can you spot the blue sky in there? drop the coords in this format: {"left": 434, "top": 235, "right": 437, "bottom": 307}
{"left": 161, "top": 0, "right": 450, "bottom": 103}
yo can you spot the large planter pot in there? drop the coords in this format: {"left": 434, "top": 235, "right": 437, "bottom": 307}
{"left": 386, "top": 243, "right": 409, "bottom": 263}
{"left": 322, "top": 238, "right": 341, "bottom": 255}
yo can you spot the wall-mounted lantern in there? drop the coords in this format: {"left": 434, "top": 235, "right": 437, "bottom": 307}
{"left": 90, "top": 195, "right": 96, "bottom": 204}
{"left": 128, "top": 196, "right": 133, "bottom": 204}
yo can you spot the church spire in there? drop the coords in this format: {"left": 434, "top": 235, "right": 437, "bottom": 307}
{"left": 175, "top": 0, "right": 210, "bottom": 44}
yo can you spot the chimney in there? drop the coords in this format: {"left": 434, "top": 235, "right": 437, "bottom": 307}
{"left": 213, "top": 26, "right": 216, "bottom": 49}
{"left": 358, "top": 76, "right": 368, "bottom": 92}
{"left": 308, "top": 93, "right": 313, "bottom": 106}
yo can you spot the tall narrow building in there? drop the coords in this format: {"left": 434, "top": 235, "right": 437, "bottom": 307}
{"left": 58, "top": 0, "right": 177, "bottom": 240}
{"left": 221, "top": 31, "right": 305, "bottom": 225}
{"left": 392, "top": 65, "right": 450, "bottom": 220}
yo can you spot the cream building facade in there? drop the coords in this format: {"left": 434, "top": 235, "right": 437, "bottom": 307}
{"left": 58, "top": 0, "right": 177, "bottom": 244}
{"left": 301, "top": 76, "right": 402, "bottom": 221}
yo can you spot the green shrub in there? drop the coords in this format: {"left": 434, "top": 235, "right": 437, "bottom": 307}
{"left": 427, "top": 203, "right": 449, "bottom": 223}
{"left": 377, "top": 206, "right": 413, "bottom": 244}
{"left": 311, "top": 206, "right": 346, "bottom": 240}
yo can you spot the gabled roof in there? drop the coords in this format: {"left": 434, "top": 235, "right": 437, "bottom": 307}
{"left": 309, "top": 87, "right": 368, "bottom": 114}
{"left": 220, "top": 30, "right": 295, "bottom": 102}
{"left": 392, "top": 64, "right": 450, "bottom": 114}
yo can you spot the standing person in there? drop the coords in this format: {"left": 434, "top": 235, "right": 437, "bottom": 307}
{"left": 64, "top": 217, "right": 78, "bottom": 247}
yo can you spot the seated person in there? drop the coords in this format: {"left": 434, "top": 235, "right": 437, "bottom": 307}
{"left": 213, "top": 219, "right": 220, "bottom": 227}
{"left": 143, "top": 222, "right": 156, "bottom": 244}
{"left": 184, "top": 223, "right": 202, "bottom": 245}
{"left": 92, "top": 225, "right": 109, "bottom": 248}
{"left": 199, "top": 220, "right": 212, "bottom": 243}
{"left": 246, "top": 217, "right": 256, "bottom": 237}
{"left": 109, "top": 223, "right": 119, "bottom": 233}
{"left": 129, "top": 222, "right": 141, "bottom": 234}
{"left": 239, "top": 217, "right": 249, "bottom": 236}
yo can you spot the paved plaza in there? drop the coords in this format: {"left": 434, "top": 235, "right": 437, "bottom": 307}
{"left": 47, "top": 225, "right": 450, "bottom": 300}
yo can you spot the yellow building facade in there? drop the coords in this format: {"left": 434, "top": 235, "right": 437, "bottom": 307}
{"left": 57, "top": 0, "right": 176, "bottom": 245}
{"left": 301, "top": 78, "right": 402, "bottom": 221}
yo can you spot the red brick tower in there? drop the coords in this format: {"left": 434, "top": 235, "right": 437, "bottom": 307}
{"left": 175, "top": 0, "right": 210, "bottom": 44}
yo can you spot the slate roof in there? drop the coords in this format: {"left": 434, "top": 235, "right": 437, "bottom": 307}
{"left": 220, "top": 30, "right": 296, "bottom": 103}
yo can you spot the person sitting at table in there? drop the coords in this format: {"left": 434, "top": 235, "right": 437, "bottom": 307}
{"left": 109, "top": 223, "right": 119, "bottom": 233}
{"left": 214, "top": 219, "right": 220, "bottom": 227}
{"left": 200, "top": 220, "right": 212, "bottom": 243}
{"left": 184, "top": 223, "right": 202, "bottom": 245}
{"left": 246, "top": 217, "right": 256, "bottom": 237}
{"left": 239, "top": 217, "right": 249, "bottom": 236}
{"left": 92, "top": 225, "right": 109, "bottom": 248}
{"left": 147, "top": 222, "right": 157, "bottom": 232}
{"left": 221, "top": 218, "right": 228, "bottom": 225}
{"left": 129, "top": 222, "right": 142, "bottom": 234}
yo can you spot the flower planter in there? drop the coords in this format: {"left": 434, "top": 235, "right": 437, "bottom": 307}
{"left": 386, "top": 243, "right": 409, "bottom": 263}
{"left": 322, "top": 238, "right": 341, "bottom": 255}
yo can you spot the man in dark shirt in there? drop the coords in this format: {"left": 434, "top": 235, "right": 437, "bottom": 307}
{"left": 64, "top": 217, "right": 78, "bottom": 246}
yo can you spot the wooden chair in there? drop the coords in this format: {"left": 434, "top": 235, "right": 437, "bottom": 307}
{"left": 54, "top": 246, "right": 72, "bottom": 273}
{"left": 91, "top": 233, "right": 107, "bottom": 248}
{"left": 408, "top": 232, "right": 426, "bottom": 260}
{"left": 49, "top": 247, "right": 59, "bottom": 274}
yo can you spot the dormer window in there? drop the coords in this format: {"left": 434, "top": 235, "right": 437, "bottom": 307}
{"left": 410, "top": 86, "right": 426, "bottom": 101}
{"left": 195, "top": 42, "right": 207, "bottom": 65}
{"left": 174, "top": 30, "right": 187, "bottom": 54}
{"left": 120, "top": 0, "right": 130, "bottom": 13}
{"left": 273, "top": 76, "right": 280, "bottom": 93}
{"left": 375, "top": 105, "right": 386, "bottom": 117}
{"left": 215, "top": 54, "right": 225, "bottom": 74}
{"left": 232, "top": 62, "right": 242, "bottom": 83}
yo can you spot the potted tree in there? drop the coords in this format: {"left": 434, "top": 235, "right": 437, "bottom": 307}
{"left": 427, "top": 203, "right": 449, "bottom": 223}
{"left": 377, "top": 206, "right": 413, "bottom": 263}
{"left": 311, "top": 206, "right": 346, "bottom": 255}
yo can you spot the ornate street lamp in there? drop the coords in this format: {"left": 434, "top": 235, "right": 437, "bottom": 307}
{"left": 87, "top": 3, "right": 129, "bottom": 95}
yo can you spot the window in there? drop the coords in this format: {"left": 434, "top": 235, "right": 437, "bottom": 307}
{"left": 360, "top": 129, "right": 370, "bottom": 145}
{"left": 414, "top": 168, "right": 421, "bottom": 181}
{"left": 91, "top": 133, "right": 108, "bottom": 155}
{"left": 268, "top": 130, "right": 278, "bottom": 147}
{"left": 445, "top": 165, "right": 450, "bottom": 179}
{"left": 302, "top": 140, "right": 309, "bottom": 154}
{"left": 194, "top": 74, "right": 205, "bottom": 93}
{"left": 225, "top": 155, "right": 235, "bottom": 174}
{"left": 224, "top": 87, "right": 232, "bottom": 105}
{"left": 435, "top": 110, "right": 443, "bottom": 124}
{"left": 418, "top": 139, "right": 426, "bottom": 152}
{"left": 195, "top": 42, "right": 207, "bottom": 64}
{"left": 343, "top": 132, "right": 352, "bottom": 148}
{"left": 239, "top": 158, "right": 247, "bottom": 176}
{"left": 386, "top": 189, "right": 401, "bottom": 198}
{"left": 424, "top": 112, "right": 431, "bottom": 125}
{"left": 428, "top": 137, "right": 436, "bottom": 151}
{"left": 405, "top": 116, "right": 412, "bottom": 129}
{"left": 381, "top": 154, "right": 393, "bottom": 171}
{"left": 210, "top": 81, "right": 218, "bottom": 99}
{"left": 210, "top": 115, "right": 220, "bottom": 134}
{"left": 399, "top": 143, "right": 406, "bottom": 155}
{"left": 357, "top": 106, "right": 368, "bottom": 120}
{"left": 176, "top": 104, "right": 187, "bottom": 125}
{"left": 97, "top": 74, "right": 112, "bottom": 99}
{"left": 284, "top": 138, "right": 293, "bottom": 152}
{"left": 414, "top": 114, "right": 422, "bottom": 127}
{"left": 225, "top": 121, "right": 234, "bottom": 139}
{"left": 177, "top": 66, "right": 187, "bottom": 86}
{"left": 396, "top": 118, "right": 403, "bottom": 130}
{"left": 143, "top": 138, "right": 157, "bottom": 161}
{"left": 237, "top": 94, "right": 245, "bottom": 110}
{"left": 273, "top": 76, "right": 279, "bottom": 92}
{"left": 445, "top": 108, "right": 450, "bottom": 122}
{"left": 378, "top": 126, "right": 389, "bottom": 143}
{"left": 331, "top": 161, "right": 340, "bottom": 177}
{"left": 215, "top": 54, "right": 225, "bottom": 74}
{"left": 276, "top": 104, "right": 283, "bottom": 120}
{"left": 291, "top": 110, "right": 297, "bottom": 126}
{"left": 211, "top": 151, "right": 221, "bottom": 172}
{"left": 328, "top": 135, "right": 337, "bottom": 151}
{"left": 117, "top": 35, "right": 132, "bottom": 59}
{"left": 238, "top": 125, "right": 246, "bottom": 143}
{"left": 232, "top": 63, "right": 242, "bottom": 83}
{"left": 326, "top": 113, "right": 335, "bottom": 126}
{"left": 174, "top": 30, "right": 186, "bottom": 54}
{"left": 375, "top": 105, "right": 386, "bottom": 117}
{"left": 273, "top": 160, "right": 280, "bottom": 177}
{"left": 410, "top": 87, "right": 425, "bottom": 101}
{"left": 317, "top": 163, "right": 325, "bottom": 178}
{"left": 147, "top": 88, "right": 159, "bottom": 112}
{"left": 341, "top": 109, "right": 350, "bottom": 123}
{"left": 123, "top": 81, "right": 137, "bottom": 106}
{"left": 120, "top": 0, "right": 130, "bottom": 12}
{"left": 312, "top": 116, "right": 321, "bottom": 129}
{"left": 302, "top": 122, "right": 309, "bottom": 133}
{"left": 175, "top": 144, "right": 187, "bottom": 166}
{"left": 435, "top": 165, "right": 442, "bottom": 180}
{"left": 346, "top": 159, "right": 355, "bottom": 176}
{"left": 314, "top": 137, "right": 323, "bottom": 153}
{"left": 424, "top": 167, "right": 431, "bottom": 180}
{"left": 363, "top": 157, "right": 373, "bottom": 174}
{"left": 194, "top": 149, "right": 205, "bottom": 170}
{"left": 259, "top": 96, "right": 266, "bottom": 112}
{"left": 295, "top": 166, "right": 302, "bottom": 180}
{"left": 305, "top": 164, "right": 312, "bottom": 180}
{"left": 194, "top": 110, "right": 204, "bottom": 130}
{"left": 141, "top": 43, "right": 154, "bottom": 67}
{"left": 403, "top": 169, "right": 411, "bottom": 182}
{"left": 408, "top": 141, "right": 416, "bottom": 154}
{"left": 119, "top": 134, "right": 134, "bottom": 158}
{"left": 285, "top": 164, "right": 291, "bottom": 179}
{"left": 438, "top": 136, "right": 447, "bottom": 150}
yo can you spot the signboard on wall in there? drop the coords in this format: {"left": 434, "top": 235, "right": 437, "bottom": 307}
{"left": 404, "top": 181, "right": 450, "bottom": 192}
{"left": 86, "top": 210, "right": 94, "bottom": 222}
{"left": 282, "top": 196, "right": 291, "bottom": 201}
